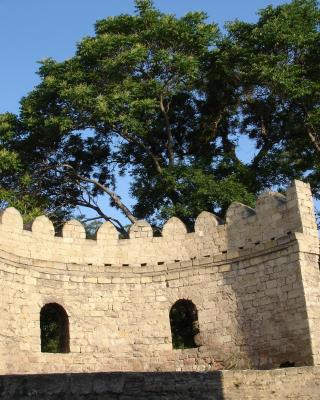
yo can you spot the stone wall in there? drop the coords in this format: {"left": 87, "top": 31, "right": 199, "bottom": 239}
{"left": 0, "top": 180, "right": 319, "bottom": 374}
{"left": 0, "top": 367, "right": 319, "bottom": 399}
{"left": 0, "top": 181, "right": 317, "bottom": 267}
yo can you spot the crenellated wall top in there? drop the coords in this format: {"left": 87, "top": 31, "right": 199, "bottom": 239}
{"left": 0, "top": 180, "right": 317, "bottom": 266}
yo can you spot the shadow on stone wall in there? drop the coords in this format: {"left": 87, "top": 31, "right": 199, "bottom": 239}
{"left": 0, "top": 372, "right": 224, "bottom": 400}
{"left": 223, "top": 182, "right": 316, "bottom": 369}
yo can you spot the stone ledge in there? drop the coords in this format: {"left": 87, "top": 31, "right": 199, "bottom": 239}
{"left": 0, "top": 367, "right": 319, "bottom": 400}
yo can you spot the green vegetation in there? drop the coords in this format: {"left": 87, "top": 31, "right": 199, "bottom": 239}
{"left": 0, "top": 0, "right": 319, "bottom": 232}
{"left": 40, "top": 314, "right": 61, "bottom": 353}
{"left": 40, "top": 304, "right": 69, "bottom": 353}
{"left": 169, "top": 300, "right": 199, "bottom": 349}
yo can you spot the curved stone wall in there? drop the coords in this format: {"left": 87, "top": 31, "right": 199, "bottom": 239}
{"left": 0, "top": 180, "right": 316, "bottom": 267}
{"left": 0, "top": 180, "right": 319, "bottom": 374}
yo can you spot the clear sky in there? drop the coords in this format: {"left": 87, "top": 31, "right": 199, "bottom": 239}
{"left": 0, "top": 0, "right": 289, "bottom": 222}
{"left": 1, "top": 0, "right": 288, "bottom": 114}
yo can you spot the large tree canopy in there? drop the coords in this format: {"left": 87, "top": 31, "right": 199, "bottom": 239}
{"left": 220, "top": 0, "right": 320, "bottom": 195}
{"left": 0, "top": 0, "right": 319, "bottom": 232}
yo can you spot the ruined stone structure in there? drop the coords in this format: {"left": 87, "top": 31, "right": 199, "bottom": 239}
{"left": 0, "top": 180, "right": 319, "bottom": 376}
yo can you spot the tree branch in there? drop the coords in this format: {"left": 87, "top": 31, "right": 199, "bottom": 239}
{"left": 251, "top": 140, "right": 273, "bottom": 169}
{"left": 301, "top": 105, "right": 320, "bottom": 154}
{"left": 117, "top": 128, "right": 163, "bottom": 174}
{"left": 76, "top": 199, "right": 129, "bottom": 238}
{"left": 221, "top": 130, "right": 238, "bottom": 161}
{"left": 210, "top": 113, "right": 224, "bottom": 138}
{"left": 306, "top": 126, "right": 320, "bottom": 154}
{"left": 160, "top": 94, "right": 174, "bottom": 167}
{"left": 81, "top": 216, "right": 103, "bottom": 223}
{"left": 61, "top": 164, "right": 138, "bottom": 224}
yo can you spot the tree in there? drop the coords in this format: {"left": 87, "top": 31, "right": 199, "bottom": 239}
{"left": 0, "top": 0, "right": 254, "bottom": 232}
{"left": 218, "top": 0, "right": 320, "bottom": 196}
{"left": 1, "top": 0, "right": 319, "bottom": 231}
{"left": 0, "top": 113, "right": 50, "bottom": 223}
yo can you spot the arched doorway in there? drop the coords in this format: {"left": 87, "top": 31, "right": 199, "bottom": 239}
{"left": 40, "top": 303, "right": 70, "bottom": 353}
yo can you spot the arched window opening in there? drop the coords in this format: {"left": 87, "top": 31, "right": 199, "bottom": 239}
{"left": 40, "top": 303, "right": 70, "bottom": 353}
{"left": 169, "top": 299, "right": 199, "bottom": 349}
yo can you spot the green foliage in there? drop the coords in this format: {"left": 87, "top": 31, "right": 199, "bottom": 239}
{"left": 82, "top": 220, "right": 103, "bottom": 239}
{"left": 40, "top": 318, "right": 61, "bottom": 353}
{"left": 40, "top": 308, "right": 62, "bottom": 353}
{"left": 221, "top": 0, "right": 320, "bottom": 196}
{"left": 0, "top": 0, "right": 319, "bottom": 228}
{"left": 40, "top": 304, "right": 69, "bottom": 353}
{"left": 132, "top": 166, "right": 255, "bottom": 226}
{"left": 0, "top": 114, "right": 47, "bottom": 222}
{"left": 170, "top": 300, "right": 199, "bottom": 349}
{"left": 0, "top": 113, "right": 21, "bottom": 172}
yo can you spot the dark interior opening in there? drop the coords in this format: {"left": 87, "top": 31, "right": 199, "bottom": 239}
{"left": 169, "top": 299, "right": 199, "bottom": 349}
{"left": 40, "top": 303, "right": 70, "bottom": 353}
{"left": 280, "top": 361, "right": 295, "bottom": 368}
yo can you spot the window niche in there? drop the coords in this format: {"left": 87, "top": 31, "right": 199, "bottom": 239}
{"left": 40, "top": 303, "right": 70, "bottom": 353}
{"left": 169, "top": 299, "right": 199, "bottom": 349}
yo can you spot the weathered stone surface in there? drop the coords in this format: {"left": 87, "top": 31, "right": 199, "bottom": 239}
{"left": 31, "top": 216, "right": 55, "bottom": 237}
{"left": 129, "top": 220, "right": 153, "bottom": 239}
{"left": 0, "top": 180, "right": 319, "bottom": 378}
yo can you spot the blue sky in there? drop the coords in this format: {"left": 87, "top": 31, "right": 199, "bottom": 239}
{"left": 0, "top": 0, "right": 289, "bottom": 222}
{"left": 0, "top": 0, "right": 288, "bottom": 115}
